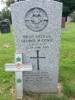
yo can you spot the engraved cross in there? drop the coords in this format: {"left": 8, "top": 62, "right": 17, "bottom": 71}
{"left": 30, "top": 50, "right": 45, "bottom": 70}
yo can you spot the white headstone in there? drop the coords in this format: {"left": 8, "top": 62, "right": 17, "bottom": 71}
{"left": 11, "top": 0, "right": 62, "bottom": 93}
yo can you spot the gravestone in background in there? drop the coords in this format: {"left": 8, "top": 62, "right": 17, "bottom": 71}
{"left": 11, "top": 0, "right": 62, "bottom": 93}
{"left": 0, "top": 20, "right": 10, "bottom": 33}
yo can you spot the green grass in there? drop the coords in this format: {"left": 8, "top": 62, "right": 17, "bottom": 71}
{"left": 41, "top": 95, "right": 69, "bottom": 100}
{"left": 60, "top": 23, "right": 75, "bottom": 98}
{"left": 0, "top": 23, "right": 75, "bottom": 100}
{"left": 0, "top": 33, "right": 15, "bottom": 100}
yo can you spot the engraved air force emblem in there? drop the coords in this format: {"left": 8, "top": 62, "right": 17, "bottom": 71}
{"left": 25, "top": 7, "right": 48, "bottom": 32}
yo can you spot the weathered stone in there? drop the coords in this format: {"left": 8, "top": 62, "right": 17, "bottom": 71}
{"left": 11, "top": 0, "right": 62, "bottom": 93}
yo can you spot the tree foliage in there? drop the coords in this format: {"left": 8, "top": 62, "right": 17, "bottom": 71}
{"left": 5, "top": 0, "right": 15, "bottom": 7}
{"left": 2, "top": 8, "right": 10, "bottom": 19}
{"left": 55, "top": 0, "right": 75, "bottom": 17}
{"left": 1, "top": 8, "right": 12, "bottom": 23}
{"left": 70, "top": 12, "right": 75, "bottom": 21}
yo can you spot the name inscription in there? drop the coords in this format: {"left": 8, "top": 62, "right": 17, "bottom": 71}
{"left": 21, "top": 34, "right": 53, "bottom": 49}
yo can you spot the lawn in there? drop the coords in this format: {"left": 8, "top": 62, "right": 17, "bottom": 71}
{"left": 0, "top": 23, "right": 75, "bottom": 100}
{"left": 60, "top": 23, "right": 75, "bottom": 99}
{"left": 0, "top": 33, "right": 15, "bottom": 100}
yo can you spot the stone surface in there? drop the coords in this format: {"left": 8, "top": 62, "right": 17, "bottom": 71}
{"left": 11, "top": 0, "right": 62, "bottom": 93}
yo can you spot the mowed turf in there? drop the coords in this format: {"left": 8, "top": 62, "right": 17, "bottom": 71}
{"left": 60, "top": 23, "right": 75, "bottom": 98}
{"left": 0, "top": 23, "right": 75, "bottom": 100}
{"left": 0, "top": 33, "right": 15, "bottom": 100}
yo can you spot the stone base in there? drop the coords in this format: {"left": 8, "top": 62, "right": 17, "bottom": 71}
{"left": 23, "top": 83, "right": 63, "bottom": 100}
{"left": 11, "top": 83, "right": 63, "bottom": 100}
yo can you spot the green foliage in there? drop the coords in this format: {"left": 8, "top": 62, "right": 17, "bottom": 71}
{"left": 6, "top": 0, "right": 15, "bottom": 7}
{"left": 63, "top": 83, "right": 75, "bottom": 97}
{"left": 1, "top": 8, "right": 11, "bottom": 22}
{"left": 70, "top": 12, "right": 75, "bottom": 21}
{"left": 60, "top": 23, "right": 75, "bottom": 97}
{"left": 0, "top": 33, "right": 15, "bottom": 100}
{"left": 41, "top": 95, "right": 68, "bottom": 100}
{"left": 55, "top": 0, "right": 75, "bottom": 17}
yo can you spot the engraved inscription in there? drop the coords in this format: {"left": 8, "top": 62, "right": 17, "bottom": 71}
{"left": 23, "top": 72, "right": 51, "bottom": 83}
{"left": 21, "top": 34, "right": 53, "bottom": 50}
{"left": 25, "top": 7, "right": 48, "bottom": 32}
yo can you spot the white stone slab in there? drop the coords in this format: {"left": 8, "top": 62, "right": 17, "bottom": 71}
{"left": 11, "top": 0, "right": 62, "bottom": 93}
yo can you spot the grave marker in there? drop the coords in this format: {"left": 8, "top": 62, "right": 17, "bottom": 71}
{"left": 5, "top": 54, "right": 32, "bottom": 99}
{"left": 0, "top": 20, "right": 10, "bottom": 33}
{"left": 11, "top": 0, "right": 62, "bottom": 93}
